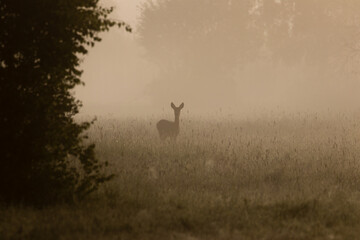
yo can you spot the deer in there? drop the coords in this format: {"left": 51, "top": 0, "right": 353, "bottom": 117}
{"left": 157, "top": 102, "right": 184, "bottom": 141}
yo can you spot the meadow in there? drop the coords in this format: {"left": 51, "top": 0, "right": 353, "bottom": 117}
{"left": 2, "top": 113, "right": 360, "bottom": 239}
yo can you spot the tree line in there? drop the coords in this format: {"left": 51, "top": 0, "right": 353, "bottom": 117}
{"left": 138, "top": 0, "right": 360, "bottom": 108}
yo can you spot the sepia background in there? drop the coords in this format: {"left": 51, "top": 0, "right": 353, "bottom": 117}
{"left": 77, "top": 0, "right": 360, "bottom": 117}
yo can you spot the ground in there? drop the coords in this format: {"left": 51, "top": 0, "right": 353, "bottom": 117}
{"left": 2, "top": 113, "right": 360, "bottom": 239}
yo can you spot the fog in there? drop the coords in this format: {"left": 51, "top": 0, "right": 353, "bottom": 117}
{"left": 76, "top": 0, "right": 360, "bottom": 117}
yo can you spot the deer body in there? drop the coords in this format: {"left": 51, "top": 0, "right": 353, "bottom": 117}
{"left": 157, "top": 102, "right": 184, "bottom": 140}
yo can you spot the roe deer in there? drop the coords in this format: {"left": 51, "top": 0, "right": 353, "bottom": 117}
{"left": 157, "top": 102, "right": 184, "bottom": 140}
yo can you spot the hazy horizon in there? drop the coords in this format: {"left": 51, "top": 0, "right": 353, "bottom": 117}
{"left": 75, "top": 0, "right": 360, "bottom": 117}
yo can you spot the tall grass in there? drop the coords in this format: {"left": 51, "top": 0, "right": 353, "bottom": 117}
{"left": 2, "top": 113, "right": 360, "bottom": 239}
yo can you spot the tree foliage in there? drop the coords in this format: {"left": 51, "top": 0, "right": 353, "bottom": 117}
{"left": 0, "top": 0, "right": 130, "bottom": 205}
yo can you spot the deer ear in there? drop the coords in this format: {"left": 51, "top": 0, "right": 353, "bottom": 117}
{"left": 179, "top": 102, "right": 184, "bottom": 109}
{"left": 171, "top": 102, "right": 175, "bottom": 109}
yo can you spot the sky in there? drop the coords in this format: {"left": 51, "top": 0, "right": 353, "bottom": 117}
{"left": 99, "top": 0, "right": 144, "bottom": 27}
{"left": 75, "top": 0, "right": 360, "bottom": 118}
{"left": 75, "top": 0, "right": 153, "bottom": 115}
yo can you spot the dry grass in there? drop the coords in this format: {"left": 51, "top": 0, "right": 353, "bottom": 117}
{"left": 2, "top": 113, "right": 360, "bottom": 239}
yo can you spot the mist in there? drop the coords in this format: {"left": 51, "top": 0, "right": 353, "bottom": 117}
{"left": 76, "top": 0, "right": 360, "bottom": 117}
{"left": 6, "top": 1, "right": 360, "bottom": 238}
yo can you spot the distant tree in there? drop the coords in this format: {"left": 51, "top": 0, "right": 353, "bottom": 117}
{"left": 139, "top": 0, "right": 360, "bottom": 106}
{"left": 138, "top": 0, "right": 262, "bottom": 107}
{"left": 260, "top": 0, "right": 359, "bottom": 66}
{"left": 0, "top": 0, "right": 130, "bottom": 205}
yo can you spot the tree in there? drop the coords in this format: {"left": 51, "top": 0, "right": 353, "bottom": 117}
{"left": 139, "top": 0, "right": 360, "bottom": 110}
{"left": 0, "top": 0, "right": 130, "bottom": 205}
{"left": 138, "top": 0, "right": 262, "bottom": 108}
{"left": 259, "top": 0, "right": 360, "bottom": 67}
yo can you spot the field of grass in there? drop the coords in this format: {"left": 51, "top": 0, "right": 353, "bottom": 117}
{"left": 2, "top": 113, "right": 360, "bottom": 239}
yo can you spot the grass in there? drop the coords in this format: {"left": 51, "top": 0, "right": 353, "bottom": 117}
{"left": 2, "top": 113, "right": 360, "bottom": 239}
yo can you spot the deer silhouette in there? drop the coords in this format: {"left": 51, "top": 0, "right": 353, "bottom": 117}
{"left": 157, "top": 102, "right": 184, "bottom": 141}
